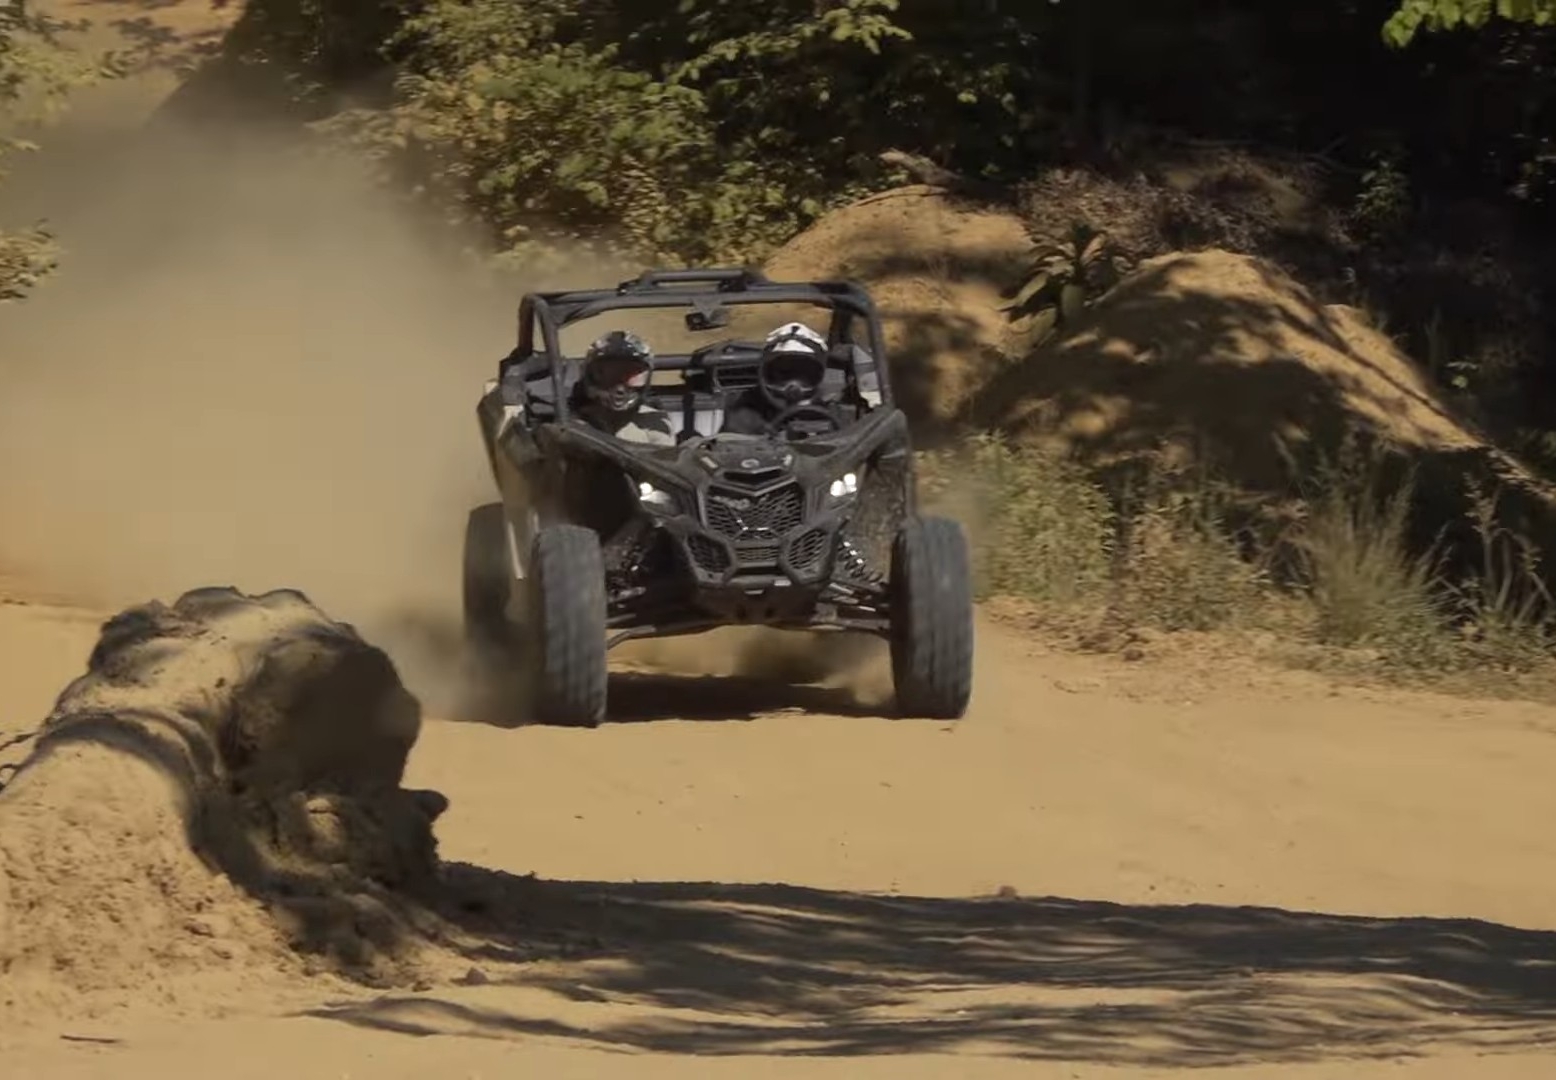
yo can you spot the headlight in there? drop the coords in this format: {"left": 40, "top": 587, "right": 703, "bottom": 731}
{"left": 637, "top": 481, "right": 676, "bottom": 512}
{"left": 828, "top": 471, "right": 860, "bottom": 501}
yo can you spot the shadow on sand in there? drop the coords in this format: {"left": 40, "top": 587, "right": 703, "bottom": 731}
{"left": 305, "top": 871, "right": 1556, "bottom": 1067}
{"left": 440, "top": 667, "right": 885, "bottom": 728}
{"left": 602, "top": 670, "right": 881, "bottom": 724}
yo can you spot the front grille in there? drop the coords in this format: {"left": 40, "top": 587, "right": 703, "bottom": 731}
{"left": 787, "top": 528, "right": 831, "bottom": 574}
{"left": 734, "top": 540, "right": 781, "bottom": 566}
{"left": 703, "top": 483, "right": 804, "bottom": 541}
{"left": 686, "top": 535, "right": 730, "bottom": 574}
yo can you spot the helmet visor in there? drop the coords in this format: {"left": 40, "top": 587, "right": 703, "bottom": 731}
{"left": 765, "top": 351, "right": 824, "bottom": 390}
{"left": 590, "top": 356, "right": 651, "bottom": 390}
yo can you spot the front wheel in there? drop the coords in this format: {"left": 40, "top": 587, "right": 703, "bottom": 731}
{"left": 522, "top": 523, "right": 608, "bottom": 727}
{"left": 889, "top": 515, "right": 974, "bottom": 719}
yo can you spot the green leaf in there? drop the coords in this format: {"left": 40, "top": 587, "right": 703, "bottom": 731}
{"left": 1384, "top": 0, "right": 1556, "bottom": 44}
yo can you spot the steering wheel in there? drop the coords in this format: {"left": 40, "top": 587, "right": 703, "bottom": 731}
{"left": 765, "top": 402, "right": 844, "bottom": 437}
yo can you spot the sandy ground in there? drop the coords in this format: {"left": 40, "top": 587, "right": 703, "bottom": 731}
{"left": 5, "top": 3, "right": 1556, "bottom": 1076}
{"left": 6, "top": 591, "right": 1556, "bottom": 1078}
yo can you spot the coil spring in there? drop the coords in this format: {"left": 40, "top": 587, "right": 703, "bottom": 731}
{"left": 839, "top": 538, "right": 882, "bottom": 584}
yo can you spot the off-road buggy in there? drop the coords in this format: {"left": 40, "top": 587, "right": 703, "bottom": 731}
{"left": 465, "top": 268, "right": 973, "bottom": 727}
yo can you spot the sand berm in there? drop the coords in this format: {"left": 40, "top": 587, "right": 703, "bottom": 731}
{"left": 0, "top": 586, "right": 471, "bottom": 1022}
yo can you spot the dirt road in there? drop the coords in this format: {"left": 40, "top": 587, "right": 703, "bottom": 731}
{"left": 5, "top": 591, "right": 1556, "bottom": 1079}
{"left": 5, "top": 3, "right": 1556, "bottom": 1074}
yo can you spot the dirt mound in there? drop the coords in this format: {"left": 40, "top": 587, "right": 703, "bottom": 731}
{"left": 766, "top": 189, "right": 1556, "bottom": 567}
{"left": 975, "top": 249, "right": 1478, "bottom": 469}
{"left": 762, "top": 184, "right": 1479, "bottom": 469}
{"left": 0, "top": 587, "right": 449, "bottom": 1020}
{"left": 763, "top": 185, "right": 1038, "bottom": 431}
{"left": 757, "top": 170, "right": 1341, "bottom": 436}
{"left": 760, "top": 185, "right": 1456, "bottom": 468}
{"left": 970, "top": 250, "right": 1556, "bottom": 558}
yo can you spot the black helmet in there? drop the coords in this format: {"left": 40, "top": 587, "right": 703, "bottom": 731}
{"left": 759, "top": 322, "right": 828, "bottom": 408}
{"left": 583, "top": 330, "right": 654, "bottom": 415}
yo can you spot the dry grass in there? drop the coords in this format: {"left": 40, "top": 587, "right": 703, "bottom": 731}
{"left": 920, "top": 434, "right": 1114, "bottom": 606}
{"left": 920, "top": 434, "right": 1556, "bottom": 687}
{"left": 1291, "top": 457, "right": 1454, "bottom": 666}
{"left": 919, "top": 436, "right": 1266, "bottom": 639}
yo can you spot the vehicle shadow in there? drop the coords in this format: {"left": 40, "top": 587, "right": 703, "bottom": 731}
{"left": 436, "top": 665, "right": 885, "bottom": 727}
{"left": 307, "top": 869, "right": 1556, "bottom": 1067}
{"left": 604, "top": 669, "right": 883, "bottom": 724}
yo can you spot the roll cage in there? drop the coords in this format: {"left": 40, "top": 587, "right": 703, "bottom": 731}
{"left": 500, "top": 268, "right": 896, "bottom": 426}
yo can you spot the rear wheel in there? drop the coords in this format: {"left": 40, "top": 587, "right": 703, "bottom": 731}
{"left": 889, "top": 515, "right": 974, "bottom": 719}
{"left": 462, "top": 503, "right": 513, "bottom": 655}
{"left": 523, "top": 523, "right": 608, "bottom": 727}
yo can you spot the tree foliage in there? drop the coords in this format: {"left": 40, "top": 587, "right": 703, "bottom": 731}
{"left": 231, "top": 0, "right": 1556, "bottom": 285}
{"left": 376, "top": 0, "right": 873, "bottom": 262}
{"left": 260, "top": 0, "right": 1056, "bottom": 264}
{"left": 1, "top": 1, "right": 113, "bottom": 301}
{"left": 1385, "top": 0, "right": 1556, "bottom": 45}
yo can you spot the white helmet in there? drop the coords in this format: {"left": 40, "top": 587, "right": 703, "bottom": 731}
{"left": 760, "top": 322, "right": 828, "bottom": 406}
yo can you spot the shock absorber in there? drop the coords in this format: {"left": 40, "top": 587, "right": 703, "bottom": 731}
{"left": 839, "top": 537, "right": 883, "bottom": 583}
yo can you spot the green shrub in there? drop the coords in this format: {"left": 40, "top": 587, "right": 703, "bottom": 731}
{"left": 921, "top": 437, "right": 1265, "bottom": 631}
{"left": 1449, "top": 483, "right": 1555, "bottom": 672}
{"left": 1292, "top": 468, "right": 1453, "bottom": 664}
{"left": 316, "top": 0, "right": 898, "bottom": 264}
{"left": 925, "top": 433, "right": 1556, "bottom": 680}
{"left": 921, "top": 436, "right": 1115, "bottom": 606}
{"left": 279, "top": 0, "right": 1060, "bottom": 264}
{"left": 1115, "top": 479, "right": 1269, "bottom": 632}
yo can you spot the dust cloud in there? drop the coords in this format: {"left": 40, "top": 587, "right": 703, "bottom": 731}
{"left": 0, "top": 112, "right": 628, "bottom": 702}
{"left": 0, "top": 103, "right": 887, "bottom": 712}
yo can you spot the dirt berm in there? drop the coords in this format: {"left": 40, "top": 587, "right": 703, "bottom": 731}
{"left": 766, "top": 186, "right": 1556, "bottom": 571}
{"left": 0, "top": 587, "right": 451, "bottom": 1019}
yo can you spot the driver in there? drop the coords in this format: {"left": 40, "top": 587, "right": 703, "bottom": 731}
{"left": 573, "top": 330, "right": 676, "bottom": 446}
{"left": 720, "top": 321, "right": 835, "bottom": 437}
